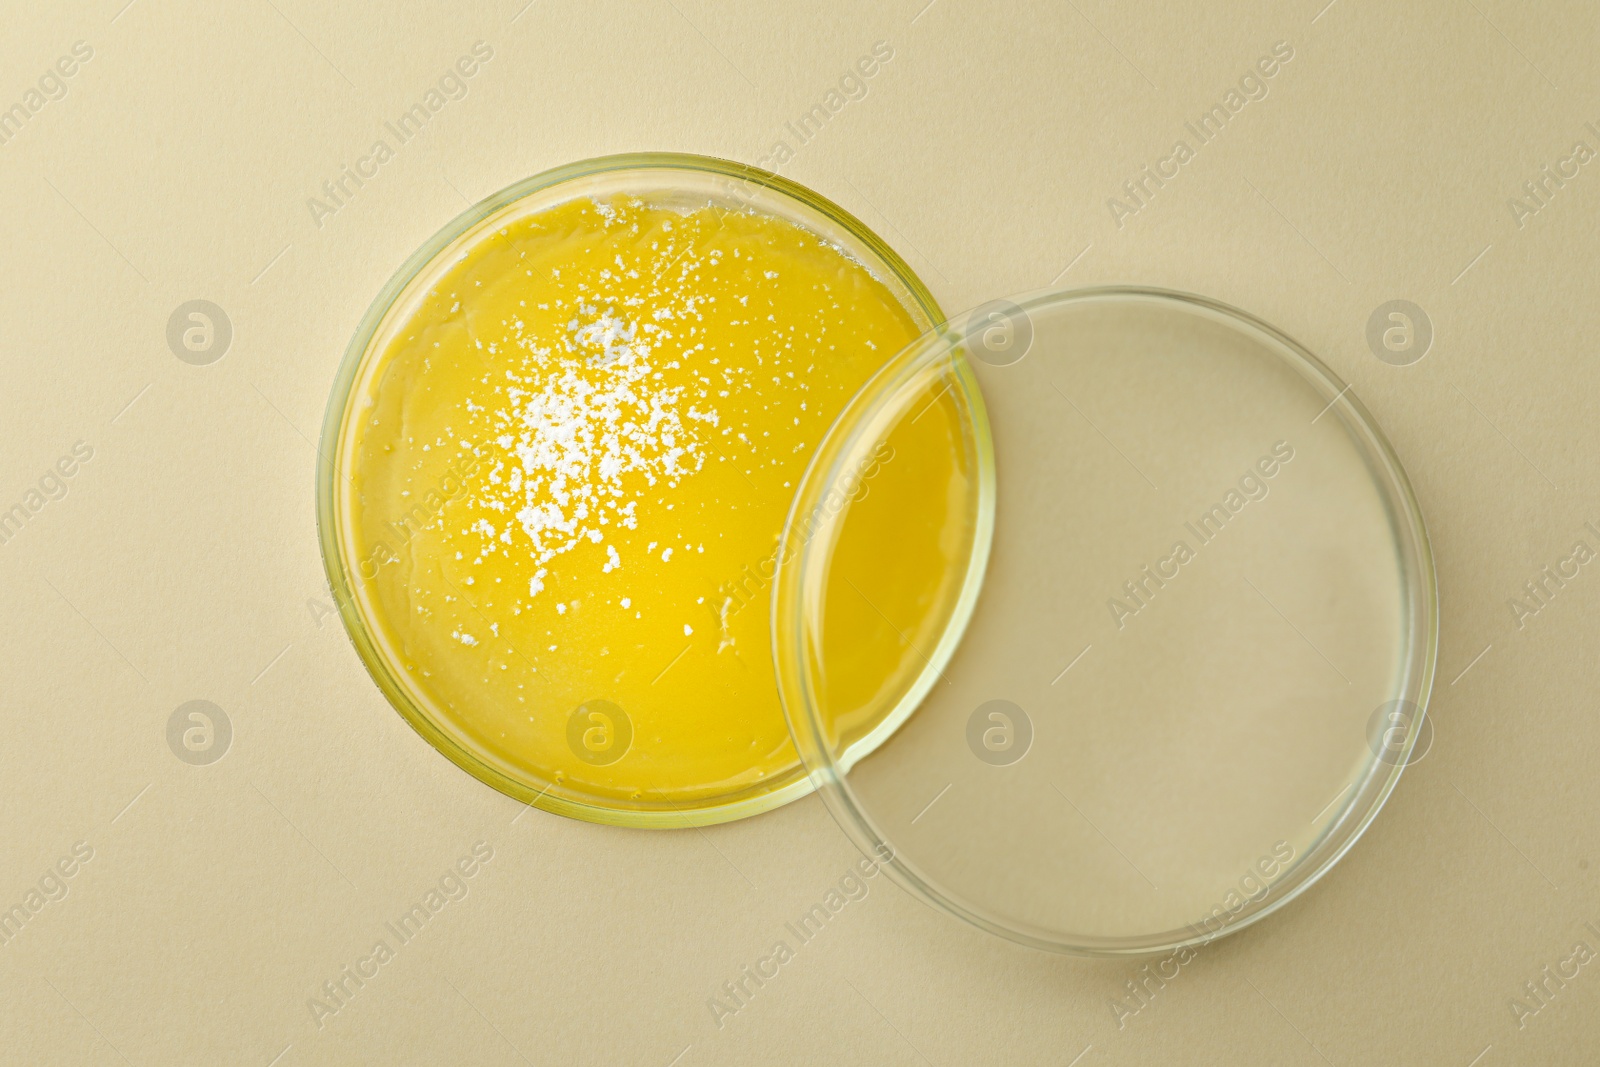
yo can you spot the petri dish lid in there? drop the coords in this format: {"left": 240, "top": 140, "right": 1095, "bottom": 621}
{"left": 773, "top": 286, "right": 1437, "bottom": 956}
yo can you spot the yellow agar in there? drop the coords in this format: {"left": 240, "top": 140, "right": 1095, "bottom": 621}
{"left": 344, "top": 195, "right": 970, "bottom": 813}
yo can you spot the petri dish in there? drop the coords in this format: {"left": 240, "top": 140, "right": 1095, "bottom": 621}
{"left": 774, "top": 287, "right": 1437, "bottom": 955}
{"left": 317, "top": 154, "right": 979, "bottom": 827}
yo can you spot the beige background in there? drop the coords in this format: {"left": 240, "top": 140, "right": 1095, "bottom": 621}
{"left": 1, "top": 0, "right": 1597, "bottom": 1063}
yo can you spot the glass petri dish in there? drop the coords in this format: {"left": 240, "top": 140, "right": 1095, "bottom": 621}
{"left": 774, "top": 287, "right": 1437, "bottom": 955}
{"left": 316, "top": 153, "right": 976, "bottom": 827}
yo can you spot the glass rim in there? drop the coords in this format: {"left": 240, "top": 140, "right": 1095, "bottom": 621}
{"left": 315, "top": 152, "right": 947, "bottom": 828}
{"left": 772, "top": 285, "right": 1440, "bottom": 956}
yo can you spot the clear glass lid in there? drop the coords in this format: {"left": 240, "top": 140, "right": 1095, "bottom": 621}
{"left": 772, "top": 287, "right": 1437, "bottom": 956}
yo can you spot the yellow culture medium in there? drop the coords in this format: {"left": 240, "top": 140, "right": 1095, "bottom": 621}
{"left": 341, "top": 193, "right": 973, "bottom": 818}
